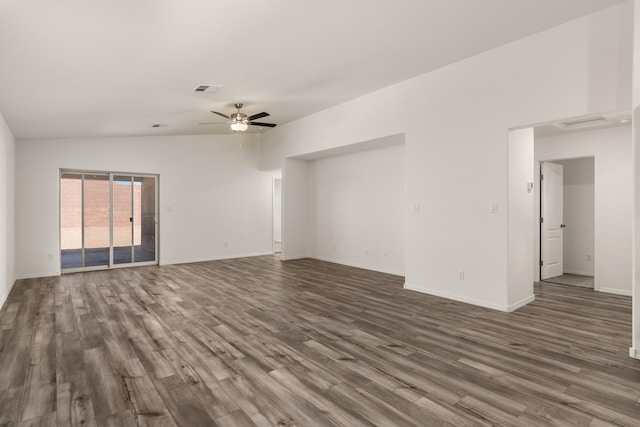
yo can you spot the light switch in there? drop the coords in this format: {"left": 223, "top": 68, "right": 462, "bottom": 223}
{"left": 411, "top": 203, "right": 421, "bottom": 212}
{"left": 490, "top": 202, "right": 498, "bottom": 214}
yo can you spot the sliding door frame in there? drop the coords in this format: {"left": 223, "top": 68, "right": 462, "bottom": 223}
{"left": 60, "top": 169, "right": 159, "bottom": 273}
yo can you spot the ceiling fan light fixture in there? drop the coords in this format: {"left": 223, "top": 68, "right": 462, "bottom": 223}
{"left": 230, "top": 122, "right": 248, "bottom": 132}
{"left": 203, "top": 103, "right": 276, "bottom": 132}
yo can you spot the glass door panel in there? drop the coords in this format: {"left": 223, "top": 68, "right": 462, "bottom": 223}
{"left": 136, "top": 176, "right": 156, "bottom": 263}
{"left": 60, "top": 173, "right": 83, "bottom": 269}
{"left": 83, "top": 174, "right": 110, "bottom": 267}
{"left": 113, "top": 175, "right": 133, "bottom": 264}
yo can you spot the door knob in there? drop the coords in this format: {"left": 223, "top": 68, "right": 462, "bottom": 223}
{"left": 560, "top": 224, "right": 566, "bottom": 228}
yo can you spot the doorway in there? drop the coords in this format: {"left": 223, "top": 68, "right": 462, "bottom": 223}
{"left": 60, "top": 170, "right": 158, "bottom": 272}
{"left": 539, "top": 158, "right": 595, "bottom": 288}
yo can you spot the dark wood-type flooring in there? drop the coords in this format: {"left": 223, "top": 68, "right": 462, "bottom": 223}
{"left": 543, "top": 273, "right": 594, "bottom": 289}
{"left": 0, "top": 256, "right": 638, "bottom": 426}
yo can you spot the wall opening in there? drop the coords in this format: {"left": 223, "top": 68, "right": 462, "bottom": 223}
{"left": 282, "top": 133, "right": 406, "bottom": 276}
{"left": 538, "top": 157, "right": 595, "bottom": 289}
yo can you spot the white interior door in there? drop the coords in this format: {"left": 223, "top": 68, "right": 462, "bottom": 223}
{"left": 541, "top": 162, "right": 564, "bottom": 279}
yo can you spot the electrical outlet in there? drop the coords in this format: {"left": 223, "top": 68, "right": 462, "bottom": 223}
{"left": 586, "top": 254, "right": 593, "bottom": 261}
{"left": 364, "top": 248, "right": 369, "bottom": 256}
{"left": 47, "top": 254, "right": 53, "bottom": 261}
{"left": 224, "top": 242, "right": 228, "bottom": 248}
{"left": 458, "top": 270, "right": 465, "bottom": 280}
{"left": 384, "top": 251, "right": 389, "bottom": 258}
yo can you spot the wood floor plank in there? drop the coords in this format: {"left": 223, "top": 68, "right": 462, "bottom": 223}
{"left": 19, "top": 382, "right": 55, "bottom": 422}
{"left": 56, "top": 376, "right": 95, "bottom": 427}
{"left": 326, "top": 382, "right": 422, "bottom": 427}
{"left": 19, "top": 411, "right": 58, "bottom": 427}
{"left": 125, "top": 328, "right": 175, "bottom": 380}
{"left": 214, "top": 410, "right": 257, "bottom": 427}
{"left": 231, "top": 356, "right": 339, "bottom": 427}
{"left": 83, "top": 347, "right": 130, "bottom": 419}
{"left": 1, "top": 303, "right": 20, "bottom": 330}
{"left": 160, "top": 347, "right": 240, "bottom": 421}
{"left": 0, "top": 386, "right": 23, "bottom": 425}
{"left": 122, "top": 374, "right": 175, "bottom": 426}
{"left": 95, "top": 409, "right": 137, "bottom": 427}
{"left": 269, "top": 367, "right": 372, "bottom": 427}
{"left": 76, "top": 314, "right": 104, "bottom": 350}
{"left": 0, "top": 256, "right": 638, "bottom": 426}
{"left": 219, "top": 374, "right": 296, "bottom": 427}
{"left": 152, "top": 374, "right": 217, "bottom": 427}
{"left": 55, "top": 331, "right": 84, "bottom": 386}
{"left": 99, "top": 321, "right": 137, "bottom": 364}
{"left": 0, "top": 332, "right": 31, "bottom": 392}
{"left": 523, "top": 399, "right": 596, "bottom": 426}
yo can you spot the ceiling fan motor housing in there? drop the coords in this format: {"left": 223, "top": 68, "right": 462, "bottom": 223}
{"left": 231, "top": 113, "right": 248, "bottom": 124}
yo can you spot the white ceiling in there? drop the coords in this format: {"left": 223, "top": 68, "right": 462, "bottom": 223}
{"left": 0, "top": 0, "right": 627, "bottom": 140}
{"left": 535, "top": 119, "right": 631, "bottom": 139}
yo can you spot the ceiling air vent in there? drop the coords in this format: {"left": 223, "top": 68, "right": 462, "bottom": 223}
{"left": 194, "top": 84, "right": 222, "bottom": 93}
{"left": 553, "top": 115, "right": 608, "bottom": 131}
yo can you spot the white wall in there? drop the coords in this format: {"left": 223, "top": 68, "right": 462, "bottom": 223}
{"left": 273, "top": 179, "right": 282, "bottom": 243}
{"left": 632, "top": 0, "right": 640, "bottom": 359}
{"left": 508, "top": 128, "right": 535, "bottom": 310}
{"left": 536, "top": 126, "right": 632, "bottom": 295}
{"left": 558, "top": 157, "right": 595, "bottom": 276}
{"left": 309, "top": 143, "right": 404, "bottom": 276}
{"left": 0, "top": 112, "right": 15, "bottom": 308}
{"left": 282, "top": 158, "right": 310, "bottom": 260}
{"left": 262, "top": 3, "right": 633, "bottom": 311}
{"left": 15, "top": 134, "right": 273, "bottom": 278}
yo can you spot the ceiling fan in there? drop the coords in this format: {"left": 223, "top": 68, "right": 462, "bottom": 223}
{"left": 200, "top": 103, "right": 277, "bottom": 132}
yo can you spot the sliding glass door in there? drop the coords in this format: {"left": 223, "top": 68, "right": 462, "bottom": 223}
{"left": 60, "top": 173, "right": 111, "bottom": 269}
{"left": 138, "top": 176, "right": 157, "bottom": 263}
{"left": 112, "top": 175, "right": 157, "bottom": 265}
{"left": 60, "top": 170, "right": 158, "bottom": 272}
{"left": 112, "top": 175, "right": 134, "bottom": 264}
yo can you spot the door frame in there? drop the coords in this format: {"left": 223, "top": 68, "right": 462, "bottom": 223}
{"left": 59, "top": 169, "right": 159, "bottom": 273}
{"left": 535, "top": 156, "right": 597, "bottom": 290}
{"left": 539, "top": 161, "right": 564, "bottom": 280}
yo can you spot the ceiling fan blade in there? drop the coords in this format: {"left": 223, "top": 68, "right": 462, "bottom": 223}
{"left": 211, "top": 111, "right": 231, "bottom": 119}
{"left": 248, "top": 112, "right": 269, "bottom": 121}
{"left": 248, "top": 122, "right": 277, "bottom": 128}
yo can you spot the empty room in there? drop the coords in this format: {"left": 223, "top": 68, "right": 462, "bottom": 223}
{"left": 1, "top": 0, "right": 640, "bottom": 426}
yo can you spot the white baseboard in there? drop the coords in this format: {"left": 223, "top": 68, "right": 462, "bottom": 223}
{"left": 598, "top": 287, "right": 632, "bottom": 297}
{"left": 311, "top": 255, "right": 404, "bottom": 277}
{"left": 161, "top": 252, "right": 274, "bottom": 266}
{"left": 16, "top": 271, "right": 59, "bottom": 280}
{"left": 508, "top": 294, "right": 536, "bottom": 312}
{"left": 280, "top": 254, "right": 309, "bottom": 261}
{"left": 563, "top": 270, "right": 594, "bottom": 276}
{"left": 404, "top": 283, "right": 534, "bottom": 312}
{"left": 0, "top": 278, "right": 17, "bottom": 311}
